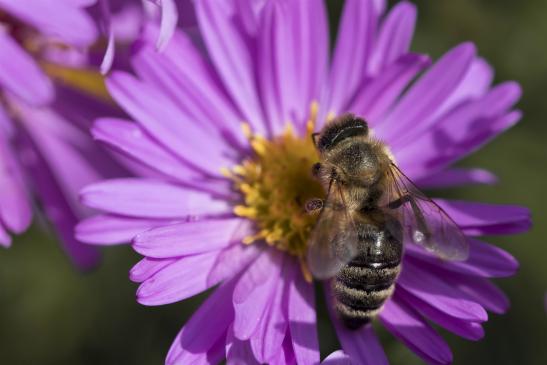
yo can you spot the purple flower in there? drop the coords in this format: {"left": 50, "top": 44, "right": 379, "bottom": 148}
{"left": 0, "top": 1, "right": 132, "bottom": 267}
{"left": 77, "top": 0, "right": 530, "bottom": 363}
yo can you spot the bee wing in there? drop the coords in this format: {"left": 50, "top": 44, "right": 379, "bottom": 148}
{"left": 384, "top": 164, "right": 469, "bottom": 261}
{"left": 307, "top": 181, "right": 359, "bottom": 280}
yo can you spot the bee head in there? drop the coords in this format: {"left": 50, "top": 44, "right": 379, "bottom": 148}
{"left": 316, "top": 114, "right": 369, "bottom": 153}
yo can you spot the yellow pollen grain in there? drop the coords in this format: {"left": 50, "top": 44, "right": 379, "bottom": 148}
{"left": 226, "top": 103, "right": 325, "bottom": 262}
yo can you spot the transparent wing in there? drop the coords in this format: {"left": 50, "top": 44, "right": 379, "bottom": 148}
{"left": 384, "top": 164, "right": 469, "bottom": 261}
{"left": 307, "top": 181, "right": 359, "bottom": 280}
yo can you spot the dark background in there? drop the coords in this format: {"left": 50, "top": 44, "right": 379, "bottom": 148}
{"left": 1, "top": 1, "right": 545, "bottom": 364}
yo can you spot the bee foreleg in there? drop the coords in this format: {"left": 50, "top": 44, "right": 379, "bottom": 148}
{"left": 305, "top": 198, "right": 324, "bottom": 213}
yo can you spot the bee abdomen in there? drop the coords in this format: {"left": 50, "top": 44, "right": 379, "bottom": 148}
{"left": 333, "top": 262, "right": 401, "bottom": 329}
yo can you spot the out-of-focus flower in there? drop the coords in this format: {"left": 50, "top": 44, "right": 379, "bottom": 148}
{"left": 78, "top": 0, "right": 530, "bottom": 363}
{"left": 0, "top": 0, "right": 131, "bottom": 268}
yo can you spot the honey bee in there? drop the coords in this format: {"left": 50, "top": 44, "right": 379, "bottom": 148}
{"left": 306, "top": 114, "right": 469, "bottom": 329}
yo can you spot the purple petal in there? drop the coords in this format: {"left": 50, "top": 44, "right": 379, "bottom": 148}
{"left": 397, "top": 288, "right": 485, "bottom": 340}
{"left": 380, "top": 298, "right": 452, "bottom": 365}
{"left": 258, "top": 0, "right": 328, "bottom": 134}
{"left": 332, "top": 323, "right": 388, "bottom": 365}
{"left": 322, "top": 351, "right": 351, "bottom": 365}
{"left": 76, "top": 214, "right": 174, "bottom": 245}
{"left": 398, "top": 259, "right": 488, "bottom": 322}
{"left": 0, "top": 133, "right": 32, "bottom": 234}
{"left": 435, "top": 199, "right": 531, "bottom": 236}
{"left": 0, "top": 222, "right": 11, "bottom": 247}
{"left": 406, "top": 238, "right": 519, "bottom": 278}
{"left": 195, "top": 0, "right": 266, "bottom": 134}
{"left": 233, "top": 248, "right": 284, "bottom": 340}
{"left": 289, "top": 268, "right": 320, "bottom": 365}
{"left": 417, "top": 168, "right": 498, "bottom": 189}
{"left": 130, "top": 257, "right": 178, "bottom": 283}
{"left": 80, "top": 178, "right": 230, "bottom": 218}
{"left": 432, "top": 57, "right": 494, "bottom": 122}
{"left": 92, "top": 118, "right": 204, "bottom": 183}
{"left": 15, "top": 132, "right": 100, "bottom": 269}
{"left": 226, "top": 325, "right": 261, "bottom": 365}
{"left": 443, "top": 274, "right": 510, "bottom": 314}
{"left": 133, "top": 218, "right": 249, "bottom": 258}
{"left": 0, "top": 0, "right": 97, "bottom": 47}
{"left": 378, "top": 43, "right": 476, "bottom": 146}
{"left": 207, "top": 242, "right": 262, "bottom": 286}
{"left": 398, "top": 82, "right": 522, "bottom": 176}
{"left": 325, "top": 0, "right": 378, "bottom": 115}
{"left": 132, "top": 27, "right": 247, "bottom": 148}
{"left": 136, "top": 250, "right": 221, "bottom": 305}
{"left": 106, "top": 72, "right": 236, "bottom": 176}
{"left": 0, "top": 32, "right": 53, "bottom": 105}
{"left": 166, "top": 279, "right": 236, "bottom": 365}
{"left": 156, "top": 0, "right": 178, "bottom": 51}
{"left": 250, "top": 262, "right": 292, "bottom": 363}
{"left": 349, "top": 53, "right": 430, "bottom": 124}
{"left": 368, "top": 1, "right": 417, "bottom": 74}
{"left": 270, "top": 333, "right": 297, "bottom": 365}
{"left": 326, "top": 285, "right": 388, "bottom": 365}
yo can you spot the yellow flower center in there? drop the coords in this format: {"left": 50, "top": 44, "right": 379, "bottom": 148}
{"left": 224, "top": 103, "right": 325, "bottom": 272}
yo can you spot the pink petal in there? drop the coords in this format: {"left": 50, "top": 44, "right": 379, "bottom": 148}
{"left": 233, "top": 248, "right": 284, "bottom": 340}
{"left": 195, "top": 0, "right": 266, "bottom": 134}
{"left": 133, "top": 218, "right": 249, "bottom": 258}
{"left": 289, "top": 269, "right": 320, "bottom": 365}
{"left": 76, "top": 214, "right": 174, "bottom": 245}
{"left": 80, "top": 178, "right": 230, "bottom": 218}
{"left": 398, "top": 259, "right": 488, "bottom": 322}
{"left": 368, "top": 1, "right": 417, "bottom": 74}
{"left": 137, "top": 250, "right": 221, "bottom": 305}
{"left": 380, "top": 298, "right": 452, "bottom": 365}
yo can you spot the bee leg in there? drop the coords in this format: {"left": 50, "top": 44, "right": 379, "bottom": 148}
{"left": 387, "top": 194, "right": 412, "bottom": 209}
{"left": 305, "top": 198, "right": 324, "bottom": 213}
{"left": 311, "top": 133, "right": 320, "bottom": 147}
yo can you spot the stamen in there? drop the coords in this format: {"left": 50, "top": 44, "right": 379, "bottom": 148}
{"left": 226, "top": 103, "right": 325, "bottom": 261}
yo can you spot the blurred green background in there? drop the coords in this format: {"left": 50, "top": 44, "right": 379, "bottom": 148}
{"left": 1, "top": 1, "right": 546, "bottom": 364}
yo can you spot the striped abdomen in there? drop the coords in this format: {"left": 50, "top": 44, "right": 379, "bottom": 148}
{"left": 332, "top": 218, "right": 403, "bottom": 329}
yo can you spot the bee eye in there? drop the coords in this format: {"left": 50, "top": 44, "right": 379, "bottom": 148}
{"left": 312, "top": 162, "right": 322, "bottom": 176}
